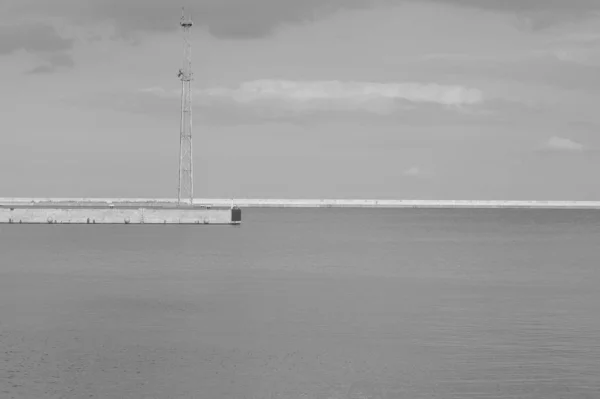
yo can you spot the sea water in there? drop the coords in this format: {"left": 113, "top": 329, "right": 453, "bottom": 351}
{"left": 1, "top": 208, "right": 599, "bottom": 398}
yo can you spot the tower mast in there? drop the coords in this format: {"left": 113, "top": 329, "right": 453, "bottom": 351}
{"left": 177, "top": 7, "right": 194, "bottom": 204}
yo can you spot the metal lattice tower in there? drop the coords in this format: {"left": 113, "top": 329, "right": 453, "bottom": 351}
{"left": 177, "top": 8, "right": 194, "bottom": 204}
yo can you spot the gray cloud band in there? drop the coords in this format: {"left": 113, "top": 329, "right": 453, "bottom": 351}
{"left": 7, "top": 0, "right": 600, "bottom": 41}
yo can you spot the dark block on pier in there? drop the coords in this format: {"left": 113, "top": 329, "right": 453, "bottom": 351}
{"left": 231, "top": 207, "right": 242, "bottom": 223}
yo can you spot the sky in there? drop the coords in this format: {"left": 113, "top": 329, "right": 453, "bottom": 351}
{"left": 2, "top": 0, "right": 600, "bottom": 200}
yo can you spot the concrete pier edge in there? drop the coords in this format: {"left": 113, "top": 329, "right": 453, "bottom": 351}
{"left": 0, "top": 198, "right": 242, "bottom": 225}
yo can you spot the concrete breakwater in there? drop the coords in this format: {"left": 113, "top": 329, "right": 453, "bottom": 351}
{"left": 204, "top": 198, "right": 600, "bottom": 209}
{"left": 0, "top": 199, "right": 241, "bottom": 225}
{"left": 1, "top": 198, "right": 600, "bottom": 210}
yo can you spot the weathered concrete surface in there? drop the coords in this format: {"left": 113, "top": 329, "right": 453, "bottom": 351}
{"left": 0, "top": 203, "right": 240, "bottom": 225}
{"left": 0, "top": 198, "right": 213, "bottom": 208}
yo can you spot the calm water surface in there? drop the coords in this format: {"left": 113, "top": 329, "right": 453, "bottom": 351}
{"left": 1, "top": 208, "right": 599, "bottom": 398}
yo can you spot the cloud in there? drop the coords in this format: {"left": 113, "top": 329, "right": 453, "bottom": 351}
{"left": 11, "top": 0, "right": 381, "bottom": 40}
{"left": 28, "top": 52, "right": 75, "bottom": 74}
{"left": 421, "top": 0, "right": 600, "bottom": 29}
{"left": 424, "top": 0, "right": 599, "bottom": 13}
{"left": 27, "top": 65, "right": 56, "bottom": 74}
{"left": 542, "top": 136, "right": 585, "bottom": 152}
{"left": 402, "top": 166, "right": 435, "bottom": 178}
{"left": 45, "top": 52, "right": 75, "bottom": 67}
{"left": 403, "top": 166, "right": 422, "bottom": 177}
{"left": 191, "top": 79, "right": 485, "bottom": 124}
{"left": 73, "top": 81, "right": 541, "bottom": 128}
{"left": 410, "top": 50, "right": 600, "bottom": 92}
{"left": 0, "top": 23, "right": 72, "bottom": 54}
{"left": 0, "top": 23, "right": 74, "bottom": 72}
{"left": 117, "top": 80, "right": 485, "bottom": 122}
{"left": 8, "top": 0, "right": 600, "bottom": 44}
{"left": 200, "top": 80, "right": 484, "bottom": 112}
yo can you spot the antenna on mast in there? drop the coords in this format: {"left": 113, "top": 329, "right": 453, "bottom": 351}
{"left": 177, "top": 6, "right": 194, "bottom": 205}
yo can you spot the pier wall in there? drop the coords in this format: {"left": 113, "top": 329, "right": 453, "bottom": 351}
{"left": 0, "top": 205, "right": 238, "bottom": 225}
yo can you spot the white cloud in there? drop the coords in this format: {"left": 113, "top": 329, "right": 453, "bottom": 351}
{"left": 543, "top": 136, "right": 585, "bottom": 152}
{"left": 199, "top": 79, "right": 484, "bottom": 114}
{"left": 403, "top": 166, "right": 435, "bottom": 178}
{"left": 403, "top": 166, "right": 422, "bottom": 176}
{"left": 131, "top": 79, "right": 488, "bottom": 124}
{"left": 546, "top": 48, "right": 600, "bottom": 66}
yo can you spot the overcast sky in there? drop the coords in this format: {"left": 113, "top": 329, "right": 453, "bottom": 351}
{"left": 2, "top": 0, "right": 600, "bottom": 199}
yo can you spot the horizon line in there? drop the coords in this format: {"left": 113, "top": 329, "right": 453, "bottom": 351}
{"left": 1, "top": 198, "right": 600, "bottom": 209}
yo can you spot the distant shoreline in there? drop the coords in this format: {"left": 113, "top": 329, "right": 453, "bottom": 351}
{"left": 1, "top": 198, "right": 600, "bottom": 210}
